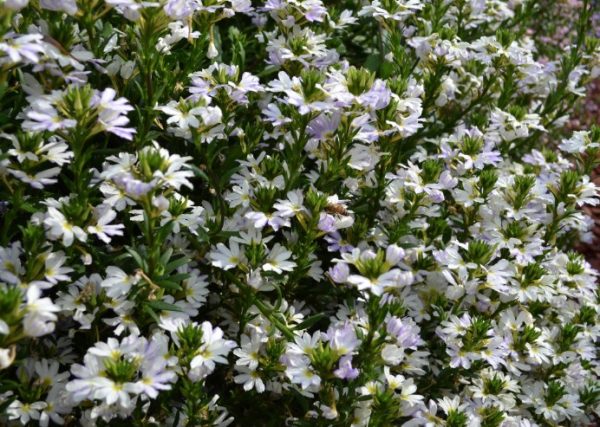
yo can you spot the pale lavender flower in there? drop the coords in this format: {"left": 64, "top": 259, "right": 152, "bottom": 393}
{"left": 40, "top": 0, "right": 78, "bottom": 15}
{"left": 4, "top": 0, "right": 29, "bottom": 10}
{"left": 308, "top": 112, "right": 341, "bottom": 140}
{"left": 326, "top": 323, "right": 359, "bottom": 355}
{"left": 324, "top": 232, "right": 353, "bottom": 252}
{"left": 334, "top": 355, "right": 359, "bottom": 380}
{"left": 93, "top": 88, "right": 136, "bottom": 140}
{"left": 23, "top": 106, "right": 77, "bottom": 133}
{"left": 328, "top": 263, "right": 349, "bottom": 283}
{"left": 359, "top": 79, "right": 391, "bottom": 110}
{"left": 0, "top": 33, "right": 46, "bottom": 64}
{"left": 386, "top": 317, "right": 424, "bottom": 349}
{"left": 113, "top": 173, "right": 157, "bottom": 198}
{"left": 318, "top": 212, "right": 337, "bottom": 233}
{"left": 164, "top": 0, "right": 195, "bottom": 19}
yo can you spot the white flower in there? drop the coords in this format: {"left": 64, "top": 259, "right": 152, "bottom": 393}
{"left": 207, "top": 41, "right": 219, "bottom": 59}
{"left": 234, "top": 367, "right": 265, "bottom": 393}
{"left": 381, "top": 343, "right": 405, "bottom": 365}
{"left": 43, "top": 251, "right": 73, "bottom": 285}
{"left": 262, "top": 243, "right": 296, "bottom": 274}
{"left": 44, "top": 206, "right": 87, "bottom": 247}
{"left": 558, "top": 131, "right": 600, "bottom": 154}
{"left": 156, "top": 101, "right": 203, "bottom": 129}
{"left": 101, "top": 266, "right": 139, "bottom": 298}
{"left": 209, "top": 240, "right": 246, "bottom": 270}
{"left": 273, "top": 190, "right": 306, "bottom": 218}
{"left": 234, "top": 332, "right": 264, "bottom": 370}
{"left": 225, "top": 180, "right": 252, "bottom": 208}
{"left": 136, "top": 359, "right": 177, "bottom": 399}
{"left": 23, "top": 286, "right": 60, "bottom": 337}
{"left": 9, "top": 167, "right": 61, "bottom": 189}
{"left": 189, "top": 322, "right": 236, "bottom": 377}
{"left": 87, "top": 205, "right": 124, "bottom": 243}
{"left": 94, "top": 377, "right": 142, "bottom": 407}
{"left": 7, "top": 400, "right": 46, "bottom": 424}
{"left": 347, "top": 269, "right": 413, "bottom": 296}
{"left": 286, "top": 364, "right": 321, "bottom": 390}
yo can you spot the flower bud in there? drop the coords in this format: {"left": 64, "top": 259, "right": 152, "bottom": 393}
{"left": 386, "top": 244, "right": 405, "bottom": 265}
{"left": 0, "top": 346, "right": 16, "bottom": 370}
{"left": 328, "top": 263, "right": 349, "bottom": 283}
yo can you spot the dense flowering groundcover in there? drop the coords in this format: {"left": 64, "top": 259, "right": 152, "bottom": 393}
{"left": 0, "top": 0, "right": 600, "bottom": 426}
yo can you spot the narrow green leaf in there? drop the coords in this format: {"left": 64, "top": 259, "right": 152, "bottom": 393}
{"left": 295, "top": 313, "right": 327, "bottom": 331}
{"left": 188, "top": 164, "right": 210, "bottom": 182}
{"left": 154, "top": 279, "right": 183, "bottom": 291}
{"left": 146, "top": 300, "right": 184, "bottom": 313}
{"left": 143, "top": 304, "right": 161, "bottom": 324}
{"left": 164, "top": 256, "right": 190, "bottom": 274}
{"left": 124, "top": 246, "right": 147, "bottom": 270}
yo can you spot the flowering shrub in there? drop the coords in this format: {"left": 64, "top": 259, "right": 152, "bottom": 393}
{"left": 0, "top": 0, "right": 600, "bottom": 426}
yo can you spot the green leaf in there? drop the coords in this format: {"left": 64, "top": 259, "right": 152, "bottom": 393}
{"left": 156, "top": 220, "right": 175, "bottom": 243}
{"left": 295, "top": 313, "right": 327, "bottom": 331}
{"left": 165, "top": 272, "right": 190, "bottom": 283}
{"left": 143, "top": 304, "right": 161, "bottom": 324}
{"left": 154, "top": 279, "right": 183, "bottom": 291}
{"left": 188, "top": 164, "right": 210, "bottom": 182}
{"left": 125, "top": 246, "right": 147, "bottom": 270}
{"left": 164, "top": 256, "right": 190, "bottom": 274}
{"left": 363, "top": 54, "right": 381, "bottom": 73}
{"left": 160, "top": 247, "right": 174, "bottom": 267}
{"left": 20, "top": 203, "right": 39, "bottom": 214}
{"left": 219, "top": 166, "right": 240, "bottom": 188}
{"left": 146, "top": 300, "right": 184, "bottom": 313}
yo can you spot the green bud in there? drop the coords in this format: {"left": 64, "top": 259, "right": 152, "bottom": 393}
{"left": 513, "top": 325, "right": 541, "bottom": 352}
{"left": 558, "top": 323, "right": 581, "bottom": 352}
{"left": 507, "top": 175, "right": 536, "bottom": 210}
{"left": 139, "top": 146, "right": 170, "bottom": 180}
{"left": 545, "top": 381, "right": 566, "bottom": 407}
{"left": 421, "top": 159, "right": 443, "bottom": 184}
{"left": 574, "top": 306, "right": 597, "bottom": 326}
{"left": 479, "top": 406, "right": 505, "bottom": 427}
{"left": 461, "top": 136, "right": 484, "bottom": 156}
{"left": 308, "top": 341, "right": 338, "bottom": 375}
{"left": 300, "top": 69, "right": 326, "bottom": 103}
{"left": 245, "top": 240, "right": 267, "bottom": 269}
{"left": 520, "top": 263, "right": 546, "bottom": 288}
{"left": 579, "top": 383, "right": 600, "bottom": 407}
{"left": 483, "top": 374, "right": 507, "bottom": 395}
{"left": 462, "top": 240, "right": 495, "bottom": 266}
{"left": 477, "top": 169, "right": 498, "bottom": 198}
{"left": 104, "top": 357, "right": 139, "bottom": 383}
{"left": 495, "top": 29, "right": 514, "bottom": 48}
{"left": 0, "top": 287, "right": 22, "bottom": 327}
{"left": 177, "top": 323, "right": 204, "bottom": 351}
{"left": 565, "top": 251, "right": 585, "bottom": 275}
{"left": 355, "top": 249, "right": 388, "bottom": 279}
{"left": 253, "top": 187, "right": 278, "bottom": 212}
{"left": 304, "top": 188, "right": 328, "bottom": 215}
{"left": 462, "top": 317, "right": 492, "bottom": 352}
{"left": 346, "top": 66, "right": 376, "bottom": 96}
{"left": 446, "top": 409, "right": 468, "bottom": 427}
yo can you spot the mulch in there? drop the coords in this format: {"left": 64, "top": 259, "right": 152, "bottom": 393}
{"left": 574, "top": 78, "right": 600, "bottom": 271}
{"left": 578, "top": 166, "right": 600, "bottom": 271}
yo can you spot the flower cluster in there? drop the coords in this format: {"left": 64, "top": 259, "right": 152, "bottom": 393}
{"left": 0, "top": 0, "right": 599, "bottom": 426}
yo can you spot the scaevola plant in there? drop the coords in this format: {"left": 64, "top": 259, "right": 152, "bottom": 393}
{"left": 0, "top": 0, "right": 599, "bottom": 426}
